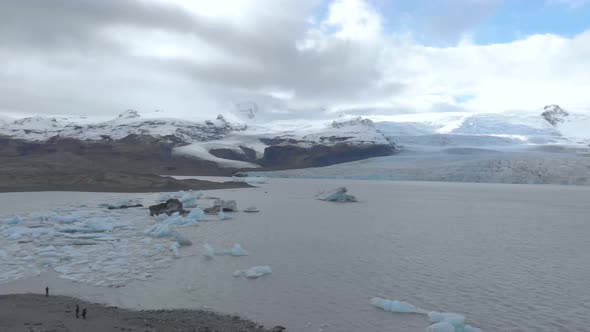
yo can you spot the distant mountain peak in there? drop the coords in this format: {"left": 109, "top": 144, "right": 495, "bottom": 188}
{"left": 542, "top": 104, "right": 569, "bottom": 126}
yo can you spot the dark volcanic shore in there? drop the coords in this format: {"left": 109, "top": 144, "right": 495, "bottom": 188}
{"left": 0, "top": 294, "right": 276, "bottom": 332}
{"left": 0, "top": 172, "right": 251, "bottom": 193}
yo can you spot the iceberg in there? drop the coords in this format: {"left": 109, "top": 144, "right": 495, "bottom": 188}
{"left": 5, "top": 215, "right": 23, "bottom": 225}
{"left": 58, "top": 217, "right": 120, "bottom": 233}
{"left": 242, "top": 265, "right": 272, "bottom": 278}
{"left": 429, "top": 312, "right": 466, "bottom": 327}
{"left": 219, "top": 244, "right": 249, "bottom": 256}
{"left": 243, "top": 206, "right": 259, "bottom": 213}
{"left": 203, "top": 243, "right": 248, "bottom": 257}
{"left": 145, "top": 224, "right": 173, "bottom": 238}
{"left": 187, "top": 208, "right": 206, "bottom": 221}
{"left": 370, "top": 298, "right": 481, "bottom": 332}
{"left": 203, "top": 243, "right": 215, "bottom": 259}
{"left": 218, "top": 210, "right": 232, "bottom": 220}
{"left": 230, "top": 244, "right": 248, "bottom": 256}
{"left": 53, "top": 213, "right": 81, "bottom": 224}
{"left": 3, "top": 226, "right": 53, "bottom": 240}
{"left": 316, "top": 187, "right": 358, "bottom": 202}
{"left": 428, "top": 322, "right": 455, "bottom": 332}
{"left": 29, "top": 212, "right": 80, "bottom": 224}
{"left": 370, "top": 297, "right": 421, "bottom": 313}
{"left": 170, "top": 242, "right": 181, "bottom": 257}
{"left": 165, "top": 214, "right": 198, "bottom": 226}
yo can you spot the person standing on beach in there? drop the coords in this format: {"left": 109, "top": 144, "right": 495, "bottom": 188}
{"left": 82, "top": 308, "right": 87, "bottom": 320}
{"left": 76, "top": 305, "right": 80, "bottom": 319}
{"left": 45, "top": 287, "right": 48, "bottom": 297}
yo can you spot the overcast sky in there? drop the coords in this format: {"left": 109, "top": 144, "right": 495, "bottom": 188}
{"left": 1, "top": 0, "right": 589, "bottom": 119}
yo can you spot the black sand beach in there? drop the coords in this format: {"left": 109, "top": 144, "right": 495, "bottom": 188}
{"left": 0, "top": 294, "right": 275, "bottom": 332}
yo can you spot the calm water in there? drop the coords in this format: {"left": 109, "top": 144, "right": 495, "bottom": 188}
{"left": 1, "top": 179, "right": 589, "bottom": 331}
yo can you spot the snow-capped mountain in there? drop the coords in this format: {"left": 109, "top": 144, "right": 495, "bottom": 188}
{"left": 1, "top": 104, "right": 587, "bottom": 173}
{"left": 0, "top": 110, "right": 397, "bottom": 171}
{"left": 0, "top": 111, "right": 246, "bottom": 143}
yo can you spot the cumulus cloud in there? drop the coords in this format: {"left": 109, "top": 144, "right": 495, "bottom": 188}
{"left": 0, "top": 0, "right": 589, "bottom": 119}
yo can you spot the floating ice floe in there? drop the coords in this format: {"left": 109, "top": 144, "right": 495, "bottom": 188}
{"left": 370, "top": 297, "right": 481, "bottom": 332}
{"left": 203, "top": 243, "right": 248, "bottom": 258}
{"left": 4, "top": 215, "right": 23, "bottom": 225}
{"left": 234, "top": 265, "right": 272, "bottom": 278}
{"left": 30, "top": 212, "right": 81, "bottom": 224}
{"left": 243, "top": 206, "right": 259, "bottom": 213}
{"left": 58, "top": 217, "right": 125, "bottom": 233}
{"left": 316, "top": 187, "right": 358, "bottom": 202}
{"left": 203, "top": 243, "right": 215, "bottom": 259}
{"left": 218, "top": 209, "right": 232, "bottom": 220}
{"left": 370, "top": 297, "right": 422, "bottom": 313}
{"left": 170, "top": 242, "right": 181, "bottom": 258}
{"left": 145, "top": 224, "right": 173, "bottom": 238}
{"left": 3, "top": 226, "right": 54, "bottom": 240}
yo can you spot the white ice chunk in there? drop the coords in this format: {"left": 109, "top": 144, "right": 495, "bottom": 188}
{"left": 145, "top": 224, "right": 173, "bottom": 238}
{"left": 187, "top": 208, "right": 206, "bottom": 221}
{"left": 428, "top": 322, "right": 456, "bottom": 332}
{"left": 230, "top": 244, "right": 248, "bottom": 256}
{"left": 204, "top": 243, "right": 248, "bottom": 257}
{"left": 370, "top": 298, "right": 480, "bottom": 332}
{"left": 428, "top": 312, "right": 466, "bottom": 328}
{"left": 3, "top": 226, "right": 53, "bottom": 240}
{"left": 179, "top": 194, "right": 198, "bottom": 208}
{"left": 218, "top": 210, "right": 232, "bottom": 220}
{"left": 243, "top": 206, "right": 259, "bottom": 213}
{"left": 203, "top": 243, "right": 215, "bottom": 259}
{"left": 370, "top": 297, "right": 420, "bottom": 313}
{"left": 5, "top": 215, "right": 23, "bottom": 225}
{"left": 53, "top": 213, "right": 81, "bottom": 224}
{"left": 316, "top": 187, "right": 358, "bottom": 202}
{"left": 58, "top": 217, "right": 121, "bottom": 233}
{"left": 170, "top": 242, "right": 181, "bottom": 258}
{"left": 242, "top": 265, "right": 272, "bottom": 278}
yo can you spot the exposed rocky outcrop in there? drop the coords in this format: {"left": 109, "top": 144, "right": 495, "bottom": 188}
{"left": 260, "top": 143, "right": 396, "bottom": 169}
{"left": 0, "top": 135, "right": 241, "bottom": 176}
{"left": 0, "top": 169, "right": 251, "bottom": 193}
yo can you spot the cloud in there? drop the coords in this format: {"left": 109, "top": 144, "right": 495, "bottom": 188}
{"left": 0, "top": 0, "right": 589, "bottom": 119}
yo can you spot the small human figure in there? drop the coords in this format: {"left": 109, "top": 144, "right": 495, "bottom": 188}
{"left": 76, "top": 304, "right": 80, "bottom": 319}
{"left": 45, "top": 287, "right": 48, "bottom": 297}
{"left": 82, "top": 308, "right": 87, "bottom": 320}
